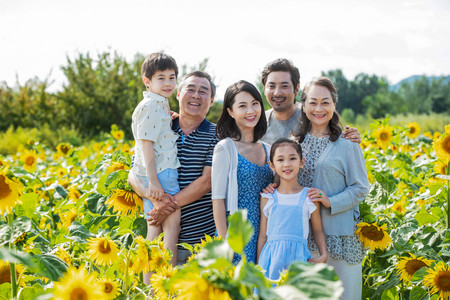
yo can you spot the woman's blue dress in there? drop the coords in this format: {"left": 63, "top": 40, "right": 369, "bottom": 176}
{"left": 233, "top": 144, "right": 273, "bottom": 264}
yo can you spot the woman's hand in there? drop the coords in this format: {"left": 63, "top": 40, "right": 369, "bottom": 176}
{"left": 261, "top": 183, "right": 278, "bottom": 194}
{"left": 341, "top": 125, "right": 361, "bottom": 143}
{"left": 308, "top": 253, "right": 328, "bottom": 264}
{"left": 308, "top": 188, "right": 331, "bottom": 208}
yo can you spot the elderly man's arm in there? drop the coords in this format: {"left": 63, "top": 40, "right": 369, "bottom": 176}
{"left": 128, "top": 168, "right": 178, "bottom": 215}
{"left": 147, "top": 166, "right": 212, "bottom": 226}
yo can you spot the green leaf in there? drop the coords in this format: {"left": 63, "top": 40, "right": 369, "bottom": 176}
{"left": 55, "top": 185, "right": 68, "bottom": 199}
{"left": 18, "top": 283, "right": 45, "bottom": 300}
{"left": 0, "top": 217, "right": 32, "bottom": 246}
{"left": 132, "top": 217, "right": 147, "bottom": 238}
{"left": 227, "top": 211, "right": 253, "bottom": 255}
{"left": 0, "top": 282, "right": 12, "bottom": 300}
{"left": 274, "top": 286, "right": 308, "bottom": 300}
{"left": 436, "top": 174, "right": 450, "bottom": 180}
{"left": 381, "top": 286, "right": 399, "bottom": 300}
{"left": 0, "top": 247, "right": 36, "bottom": 269}
{"left": 85, "top": 193, "right": 107, "bottom": 214}
{"left": 19, "top": 192, "right": 38, "bottom": 219}
{"left": 31, "top": 254, "right": 68, "bottom": 281}
{"left": 374, "top": 172, "right": 397, "bottom": 194}
{"left": 66, "top": 222, "right": 94, "bottom": 243}
{"left": 415, "top": 208, "right": 440, "bottom": 226}
{"left": 194, "top": 240, "right": 233, "bottom": 267}
{"left": 284, "top": 262, "right": 342, "bottom": 299}
{"left": 411, "top": 266, "right": 428, "bottom": 284}
{"left": 409, "top": 286, "right": 429, "bottom": 300}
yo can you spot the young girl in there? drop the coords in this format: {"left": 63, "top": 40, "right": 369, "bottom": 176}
{"left": 257, "top": 138, "right": 327, "bottom": 280}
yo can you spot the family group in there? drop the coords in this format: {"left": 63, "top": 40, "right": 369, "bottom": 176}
{"left": 127, "top": 53, "right": 370, "bottom": 299}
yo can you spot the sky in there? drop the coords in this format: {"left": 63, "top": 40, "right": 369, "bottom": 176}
{"left": 1, "top": 0, "right": 449, "bottom": 99}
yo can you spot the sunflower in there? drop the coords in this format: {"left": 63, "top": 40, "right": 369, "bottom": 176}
{"left": 423, "top": 261, "right": 450, "bottom": 299}
{"left": 150, "top": 265, "right": 177, "bottom": 299}
{"left": 122, "top": 143, "right": 131, "bottom": 154}
{"left": 396, "top": 253, "right": 434, "bottom": 282}
{"left": 112, "top": 130, "right": 125, "bottom": 141}
{"left": 56, "top": 143, "right": 72, "bottom": 156}
{"left": 374, "top": 125, "right": 393, "bottom": 149}
{"left": 132, "top": 236, "right": 150, "bottom": 274}
{"left": 0, "top": 158, "right": 8, "bottom": 169}
{"left": 0, "top": 259, "right": 11, "bottom": 285}
{"left": 68, "top": 186, "right": 82, "bottom": 202}
{"left": 61, "top": 208, "right": 80, "bottom": 228}
{"left": 149, "top": 245, "right": 172, "bottom": 272}
{"left": 55, "top": 167, "right": 67, "bottom": 178}
{"left": 53, "top": 266, "right": 103, "bottom": 300}
{"left": 55, "top": 246, "right": 72, "bottom": 266}
{"left": 355, "top": 222, "right": 392, "bottom": 251}
{"left": 434, "top": 161, "right": 449, "bottom": 175}
{"left": 87, "top": 237, "right": 119, "bottom": 266}
{"left": 173, "top": 274, "right": 231, "bottom": 300}
{"left": 434, "top": 133, "right": 450, "bottom": 163}
{"left": 412, "top": 152, "right": 424, "bottom": 161}
{"left": 20, "top": 150, "right": 37, "bottom": 172}
{"left": 97, "top": 277, "right": 120, "bottom": 299}
{"left": 107, "top": 162, "right": 129, "bottom": 174}
{"left": 406, "top": 122, "right": 420, "bottom": 139}
{"left": 424, "top": 132, "right": 433, "bottom": 139}
{"left": 106, "top": 189, "right": 142, "bottom": 216}
{"left": 0, "top": 167, "right": 23, "bottom": 214}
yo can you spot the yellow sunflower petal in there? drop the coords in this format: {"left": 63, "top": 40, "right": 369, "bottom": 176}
{"left": 423, "top": 261, "right": 450, "bottom": 299}
{"left": 87, "top": 237, "right": 119, "bottom": 266}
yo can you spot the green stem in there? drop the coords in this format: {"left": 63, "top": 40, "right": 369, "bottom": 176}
{"left": 447, "top": 161, "right": 449, "bottom": 230}
{"left": 7, "top": 214, "right": 18, "bottom": 299}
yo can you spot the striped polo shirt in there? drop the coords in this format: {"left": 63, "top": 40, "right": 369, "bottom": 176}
{"left": 171, "top": 117, "right": 218, "bottom": 247}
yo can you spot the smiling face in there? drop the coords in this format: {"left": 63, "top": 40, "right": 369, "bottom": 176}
{"left": 269, "top": 144, "right": 304, "bottom": 181}
{"left": 302, "top": 84, "right": 336, "bottom": 132}
{"left": 264, "top": 71, "right": 299, "bottom": 112}
{"left": 177, "top": 76, "right": 214, "bottom": 120}
{"left": 227, "top": 91, "right": 262, "bottom": 132}
{"left": 144, "top": 69, "right": 177, "bottom": 98}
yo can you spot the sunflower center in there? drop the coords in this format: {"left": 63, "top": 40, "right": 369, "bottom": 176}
{"left": 409, "top": 127, "right": 416, "bottom": 134}
{"left": 104, "top": 282, "right": 113, "bottom": 293}
{"left": 99, "top": 241, "right": 111, "bottom": 254}
{"left": 380, "top": 132, "right": 388, "bottom": 141}
{"left": 435, "top": 271, "right": 450, "bottom": 291}
{"left": 117, "top": 193, "right": 137, "bottom": 207}
{"left": 60, "top": 145, "right": 70, "bottom": 154}
{"left": 0, "top": 175, "right": 12, "bottom": 199}
{"left": 361, "top": 225, "right": 385, "bottom": 241}
{"left": 405, "top": 259, "right": 427, "bottom": 275}
{"left": 70, "top": 287, "right": 88, "bottom": 300}
{"left": 443, "top": 136, "right": 450, "bottom": 154}
{"left": 25, "top": 156, "right": 35, "bottom": 166}
{"left": 0, "top": 267, "right": 11, "bottom": 284}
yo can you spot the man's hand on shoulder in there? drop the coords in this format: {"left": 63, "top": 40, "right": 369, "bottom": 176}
{"left": 342, "top": 125, "right": 361, "bottom": 144}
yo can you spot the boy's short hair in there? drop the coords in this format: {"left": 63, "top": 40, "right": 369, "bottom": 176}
{"left": 141, "top": 53, "right": 178, "bottom": 80}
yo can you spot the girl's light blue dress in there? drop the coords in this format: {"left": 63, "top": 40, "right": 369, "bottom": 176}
{"left": 233, "top": 144, "right": 272, "bottom": 264}
{"left": 258, "top": 189, "right": 311, "bottom": 280}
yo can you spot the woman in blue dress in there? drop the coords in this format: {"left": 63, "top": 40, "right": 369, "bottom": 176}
{"left": 211, "top": 80, "right": 273, "bottom": 263}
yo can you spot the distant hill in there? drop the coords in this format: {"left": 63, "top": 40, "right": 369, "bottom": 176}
{"left": 390, "top": 75, "right": 450, "bottom": 91}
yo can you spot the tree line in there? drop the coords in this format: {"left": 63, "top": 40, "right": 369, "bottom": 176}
{"left": 1, "top": 50, "right": 449, "bottom": 139}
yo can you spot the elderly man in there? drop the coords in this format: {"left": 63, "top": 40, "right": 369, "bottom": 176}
{"left": 260, "top": 58, "right": 360, "bottom": 144}
{"left": 128, "top": 70, "right": 218, "bottom": 265}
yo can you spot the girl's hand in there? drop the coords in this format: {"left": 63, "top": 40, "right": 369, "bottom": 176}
{"left": 170, "top": 110, "right": 179, "bottom": 120}
{"left": 308, "top": 188, "right": 331, "bottom": 208}
{"left": 308, "top": 253, "right": 328, "bottom": 264}
{"left": 149, "top": 183, "right": 164, "bottom": 201}
{"left": 261, "top": 182, "right": 278, "bottom": 194}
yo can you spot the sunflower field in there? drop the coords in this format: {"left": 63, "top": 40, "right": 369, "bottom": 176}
{"left": 0, "top": 119, "right": 449, "bottom": 300}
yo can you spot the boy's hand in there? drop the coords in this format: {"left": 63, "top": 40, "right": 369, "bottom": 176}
{"left": 341, "top": 125, "right": 361, "bottom": 143}
{"left": 308, "top": 254, "right": 328, "bottom": 264}
{"left": 149, "top": 182, "right": 164, "bottom": 201}
{"left": 170, "top": 110, "right": 179, "bottom": 120}
{"left": 261, "top": 183, "right": 278, "bottom": 194}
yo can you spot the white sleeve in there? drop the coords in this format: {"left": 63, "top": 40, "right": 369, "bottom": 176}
{"left": 211, "top": 141, "right": 231, "bottom": 200}
{"left": 305, "top": 197, "right": 317, "bottom": 219}
{"left": 261, "top": 193, "right": 275, "bottom": 218}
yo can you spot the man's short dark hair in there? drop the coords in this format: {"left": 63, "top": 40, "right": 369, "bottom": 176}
{"left": 261, "top": 58, "right": 300, "bottom": 90}
{"left": 141, "top": 52, "right": 178, "bottom": 80}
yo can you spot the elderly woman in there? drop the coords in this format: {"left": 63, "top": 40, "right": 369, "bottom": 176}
{"left": 293, "top": 77, "right": 370, "bottom": 300}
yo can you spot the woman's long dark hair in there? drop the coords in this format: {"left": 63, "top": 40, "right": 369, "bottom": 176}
{"left": 293, "top": 77, "right": 343, "bottom": 143}
{"left": 216, "top": 80, "right": 267, "bottom": 142}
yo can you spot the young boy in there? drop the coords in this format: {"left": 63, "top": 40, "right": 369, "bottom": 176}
{"left": 131, "top": 52, "right": 180, "bottom": 284}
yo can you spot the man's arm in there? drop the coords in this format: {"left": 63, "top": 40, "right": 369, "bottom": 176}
{"left": 147, "top": 166, "right": 212, "bottom": 226}
{"left": 174, "top": 166, "right": 212, "bottom": 207}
